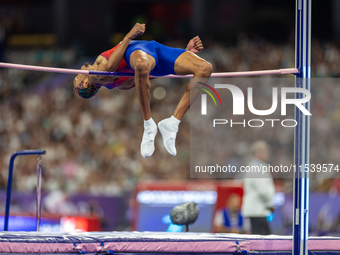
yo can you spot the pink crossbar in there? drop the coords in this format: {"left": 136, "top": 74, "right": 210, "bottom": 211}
{"left": 0, "top": 62, "right": 298, "bottom": 78}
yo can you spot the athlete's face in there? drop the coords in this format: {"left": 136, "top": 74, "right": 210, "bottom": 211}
{"left": 74, "top": 63, "right": 92, "bottom": 88}
{"left": 73, "top": 74, "right": 91, "bottom": 89}
{"left": 73, "top": 62, "right": 102, "bottom": 99}
{"left": 73, "top": 74, "right": 100, "bottom": 99}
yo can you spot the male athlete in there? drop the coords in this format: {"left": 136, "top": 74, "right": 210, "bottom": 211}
{"left": 74, "top": 23, "right": 212, "bottom": 158}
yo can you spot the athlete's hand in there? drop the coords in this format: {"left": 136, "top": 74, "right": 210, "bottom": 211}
{"left": 127, "top": 23, "right": 145, "bottom": 40}
{"left": 186, "top": 36, "right": 203, "bottom": 54}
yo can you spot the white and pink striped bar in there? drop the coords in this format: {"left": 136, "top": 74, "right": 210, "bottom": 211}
{"left": 0, "top": 62, "right": 298, "bottom": 78}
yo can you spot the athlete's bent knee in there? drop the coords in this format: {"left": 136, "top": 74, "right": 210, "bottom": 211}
{"left": 202, "top": 62, "right": 213, "bottom": 77}
{"left": 195, "top": 62, "right": 213, "bottom": 78}
{"left": 134, "top": 59, "right": 151, "bottom": 74}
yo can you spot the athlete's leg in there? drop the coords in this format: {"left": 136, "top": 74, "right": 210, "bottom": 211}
{"left": 173, "top": 51, "right": 213, "bottom": 120}
{"left": 129, "top": 50, "right": 157, "bottom": 158}
{"left": 129, "top": 50, "right": 156, "bottom": 120}
{"left": 158, "top": 51, "right": 212, "bottom": 156}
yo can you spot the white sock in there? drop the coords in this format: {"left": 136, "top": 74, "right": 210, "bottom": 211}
{"left": 141, "top": 118, "right": 158, "bottom": 158}
{"left": 158, "top": 116, "right": 181, "bottom": 156}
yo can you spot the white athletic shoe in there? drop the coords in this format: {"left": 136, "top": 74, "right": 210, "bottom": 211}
{"left": 158, "top": 116, "right": 180, "bottom": 156}
{"left": 141, "top": 118, "right": 158, "bottom": 158}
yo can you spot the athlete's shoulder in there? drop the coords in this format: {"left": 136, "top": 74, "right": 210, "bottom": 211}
{"left": 95, "top": 55, "right": 107, "bottom": 64}
{"left": 99, "top": 43, "right": 121, "bottom": 59}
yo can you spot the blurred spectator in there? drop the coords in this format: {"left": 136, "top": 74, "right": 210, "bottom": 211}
{"left": 241, "top": 141, "right": 275, "bottom": 235}
{"left": 43, "top": 189, "right": 78, "bottom": 215}
{"left": 214, "top": 193, "right": 244, "bottom": 233}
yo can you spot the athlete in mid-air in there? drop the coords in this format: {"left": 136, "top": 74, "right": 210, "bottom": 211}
{"left": 74, "top": 23, "right": 212, "bottom": 158}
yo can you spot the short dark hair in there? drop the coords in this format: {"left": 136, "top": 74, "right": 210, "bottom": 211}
{"left": 74, "top": 82, "right": 101, "bottom": 99}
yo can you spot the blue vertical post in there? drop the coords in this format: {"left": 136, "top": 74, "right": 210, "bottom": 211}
{"left": 293, "top": 0, "right": 311, "bottom": 255}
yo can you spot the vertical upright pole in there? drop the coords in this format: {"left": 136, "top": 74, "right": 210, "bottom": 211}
{"left": 293, "top": 0, "right": 311, "bottom": 255}
{"left": 36, "top": 156, "right": 42, "bottom": 231}
{"left": 4, "top": 150, "right": 46, "bottom": 231}
{"left": 4, "top": 154, "right": 18, "bottom": 231}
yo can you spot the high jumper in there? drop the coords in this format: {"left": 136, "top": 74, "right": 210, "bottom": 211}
{"left": 73, "top": 22, "right": 212, "bottom": 158}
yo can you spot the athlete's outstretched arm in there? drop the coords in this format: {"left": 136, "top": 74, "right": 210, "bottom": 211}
{"left": 100, "top": 23, "right": 146, "bottom": 72}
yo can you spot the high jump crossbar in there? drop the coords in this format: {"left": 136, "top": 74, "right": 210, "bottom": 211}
{"left": 0, "top": 62, "right": 298, "bottom": 78}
